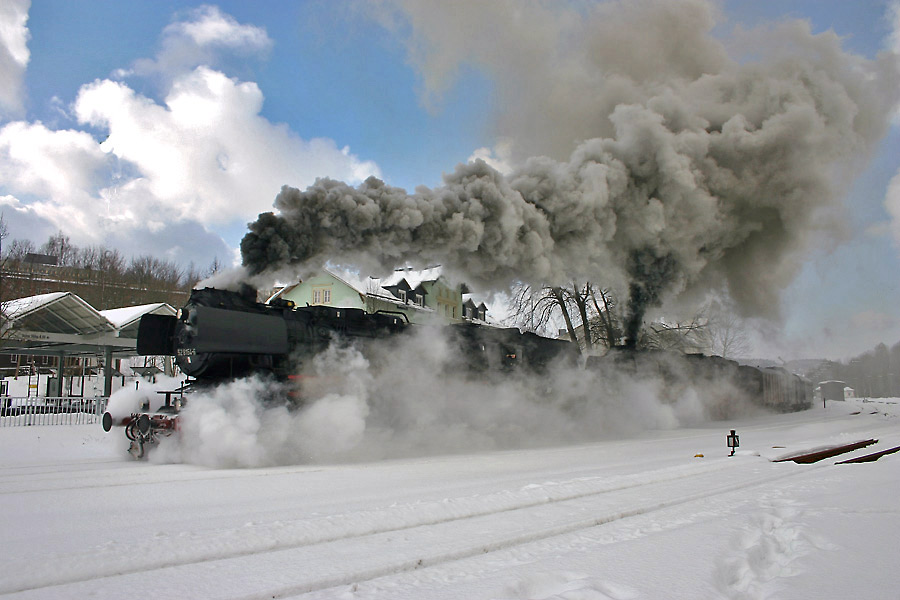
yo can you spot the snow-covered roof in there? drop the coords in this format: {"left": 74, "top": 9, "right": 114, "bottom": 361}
{"left": 101, "top": 303, "right": 177, "bottom": 339}
{"left": 2, "top": 291, "right": 113, "bottom": 335}
{"left": 380, "top": 266, "right": 443, "bottom": 289}
{"left": 101, "top": 303, "right": 175, "bottom": 329}
{"left": 1, "top": 292, "right": 174, "bottom": 356}
{"left": 462, "top": 295, "right": 487, "bottom": 309}
{"left": 266, "top": 283, "right": 299, "bottom": 303}
{"left": 3, "top": 292, "right": 69, "bottom": 320}
{"left": 323, "top": 267, "right": 424, "bottom": 306}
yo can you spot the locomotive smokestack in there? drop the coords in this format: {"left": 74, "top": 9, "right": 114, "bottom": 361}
{"left": 237, "top": 283, "right": 258, "bottom": 304}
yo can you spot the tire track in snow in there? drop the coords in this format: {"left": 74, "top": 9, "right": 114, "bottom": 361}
{"left": 257, "top": 463, "right": 831, "bottom": 600}
{"left": 0, "top": 463, "right": 329, "bottom": 494}
{"left": 1, "top": 458, "right": 825, "bottom": 598}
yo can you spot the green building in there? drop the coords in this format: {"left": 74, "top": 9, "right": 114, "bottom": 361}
{"left": 268, "top": 266, "right": 488, "bottom": 326}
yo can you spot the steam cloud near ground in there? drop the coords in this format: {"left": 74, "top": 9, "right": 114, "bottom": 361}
{"left": 241, "top": 0, "right": 900, "bottom": 334}
{"left": 149, "top": 328, "right": 762, "bottom": 468}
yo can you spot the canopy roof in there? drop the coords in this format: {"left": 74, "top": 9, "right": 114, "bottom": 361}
{"left": 1, "top": 292, "right": 175, "bottom": 357}
{"left": 101, "top": 303, "right": 175, "bottom": 339}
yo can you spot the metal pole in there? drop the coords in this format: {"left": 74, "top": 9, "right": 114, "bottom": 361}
{"left": 56, "top": 352, "right": 65, "bottom": 397}
{"left": 103, "top": 347, "right": 113, "bottom": 397}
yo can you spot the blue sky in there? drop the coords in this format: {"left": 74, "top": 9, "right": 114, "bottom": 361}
{"left": 2, "top": 0, "right": 900, "bottom": 361}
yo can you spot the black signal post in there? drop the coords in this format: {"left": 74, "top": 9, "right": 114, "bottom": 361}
{"left": 727, "top": 429, "right": 740, "bottom": 456}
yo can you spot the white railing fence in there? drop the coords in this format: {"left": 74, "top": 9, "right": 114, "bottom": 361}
{"left": 0, "top": 397, "right": 109, "bottom": 427}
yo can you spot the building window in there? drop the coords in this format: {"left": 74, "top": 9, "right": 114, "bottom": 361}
{"left": 452, "top": 306, "right": 456, "bottom": 319}
{"left": 399, "top": 290, "right": 407, "bottom": 303}
{"left": 415, "top": 294, "right": 424, "bottom": 307}
{"left": 312, "top": 286, "right": 332, "bottom": 305}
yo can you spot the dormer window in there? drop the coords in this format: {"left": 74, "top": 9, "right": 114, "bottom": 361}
{"left": 415, "top": 294, "right": 424, "bottom": 307}
{"left": 399, "top": 290, "right": 407, "bottom": 303}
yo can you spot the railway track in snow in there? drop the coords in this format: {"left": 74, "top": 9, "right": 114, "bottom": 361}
{"left": 2, "top": 455, "right": 828, "bottom": 599}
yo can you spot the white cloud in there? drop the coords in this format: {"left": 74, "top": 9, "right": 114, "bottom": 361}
{"left": 881, "top": 3, "right": 900, "bottom": 253}
{"left": 0, "top": 0, "right": 30, "bottom": 118}
{"left": 0, "top": 121, "right": 107, "bottom": 198}
{"left": 889, "top": 1, "right": 900, "bottom": 55}
{"left": 0, "top": 7, "right": 380, "bottom": 271}
{"left": 0, "top": 121, "right": 111, "bottom": 239}
{"left": 468, "top": 141, "right": 515, "bottom": 175}
{"left": 887, "top": 1, "right": 900, "bottom": 125}
{"left": 74, "top": 66, "right": 380, "bottom": 226}
{"left": 886, "top": 169, "right": 900, "bottom": 247}
{"left": 885, "top": 2, "right": 900, "bottom": 249}
{"left": 132, "top": 5, "right": 272, "bottom": 80}
{"left": 166, "top": 5, "right": 271, "bottom": 50}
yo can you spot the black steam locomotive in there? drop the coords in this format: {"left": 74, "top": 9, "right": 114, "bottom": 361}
{"left": 104, "top": 286, "right": 580, "bottom": 456}
{"left": 137, "top": 285, "right": 410, "bottom": 382}
{"left": 137, "top": 285, "right": 577, "bottom": 382}
{"left": 106, "top": 286, "right": 810, "bottom": 457}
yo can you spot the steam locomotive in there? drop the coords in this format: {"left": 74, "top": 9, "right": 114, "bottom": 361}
{"left": 104, "top": 286, "right": 811, "bottom": 457}
{"left": 103, "top": 286, "right": 579, "bottom": 456}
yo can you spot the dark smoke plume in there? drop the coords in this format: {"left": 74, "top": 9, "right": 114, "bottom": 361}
{"left": 242, "top": 1, "right": 899, "bottom": 325}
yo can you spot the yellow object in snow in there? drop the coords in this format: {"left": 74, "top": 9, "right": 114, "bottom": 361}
{"left": 694, "top": 453, "right": 704, "bottom": 458}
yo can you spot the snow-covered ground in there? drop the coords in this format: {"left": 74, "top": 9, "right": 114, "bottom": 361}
{"left": 1, "top": 398, "right": 898, "bottom": 600}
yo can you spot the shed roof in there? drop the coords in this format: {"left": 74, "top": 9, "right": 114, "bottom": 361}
{"left": 1, "top": 292, "right": 175, "bottom": 357}
{"left": 101, "top": 303, "right": 177, "bottom": 339}
{"left": 4, "top": 292, "right": 114, "bottom": 336}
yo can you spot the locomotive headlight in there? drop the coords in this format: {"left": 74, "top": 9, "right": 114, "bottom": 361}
{"left": 137, "top": 414, "right": 152, "bottom": 436}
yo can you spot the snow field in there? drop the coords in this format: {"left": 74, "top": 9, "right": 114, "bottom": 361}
{"left": 0, "top": 399, "right": 898, "bottom": 599}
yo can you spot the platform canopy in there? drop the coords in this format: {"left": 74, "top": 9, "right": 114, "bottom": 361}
{"left": 1, "top": 292, "right": 175, "bottom": 357}
{"left": 101, "top": 302, "right": 175, "bottom": 340}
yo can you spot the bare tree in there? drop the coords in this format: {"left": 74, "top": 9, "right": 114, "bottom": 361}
{"left": 643, "top": 312, "right": 711, "bottom": 353}
{"left": 3, "top": 237, "right": 35, "bottom": 262}
{"left": 127, "top": 255, "right": 182, "bottom": 289}
{"left": 205, "top": 256, "right": 222, "bottom": 278}
{"left": 706, "top": 303, "right": 751, "bottom": 358}
{"left": 510, "top": 280, "right": 718, "bottom": 356}
{"left": 181, "top": 262, "right": 203, "bottom": 290}
{"left": 1, "top": 214, "right": 9, "bottom": 333}
{"left": 507, "top": 283, "right": 589, "bottom": 354}
{"left": 40, "top": 232, "right": 78, "bottom": 266}
{"left": 588, "top": 286, "right": 622, "bottom": 349}
{"left": 567, "top": 282, "right": 594, "bottom": 354}
{"left": 0, "top": 214, "right": 18, "bottom": 347}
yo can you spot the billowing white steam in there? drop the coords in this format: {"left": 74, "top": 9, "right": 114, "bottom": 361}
{"left": 154, "top": 329, "right": 760, "bottom": 468}
{"left": 105, "top": 374, "right": 187, "bottom": 422}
